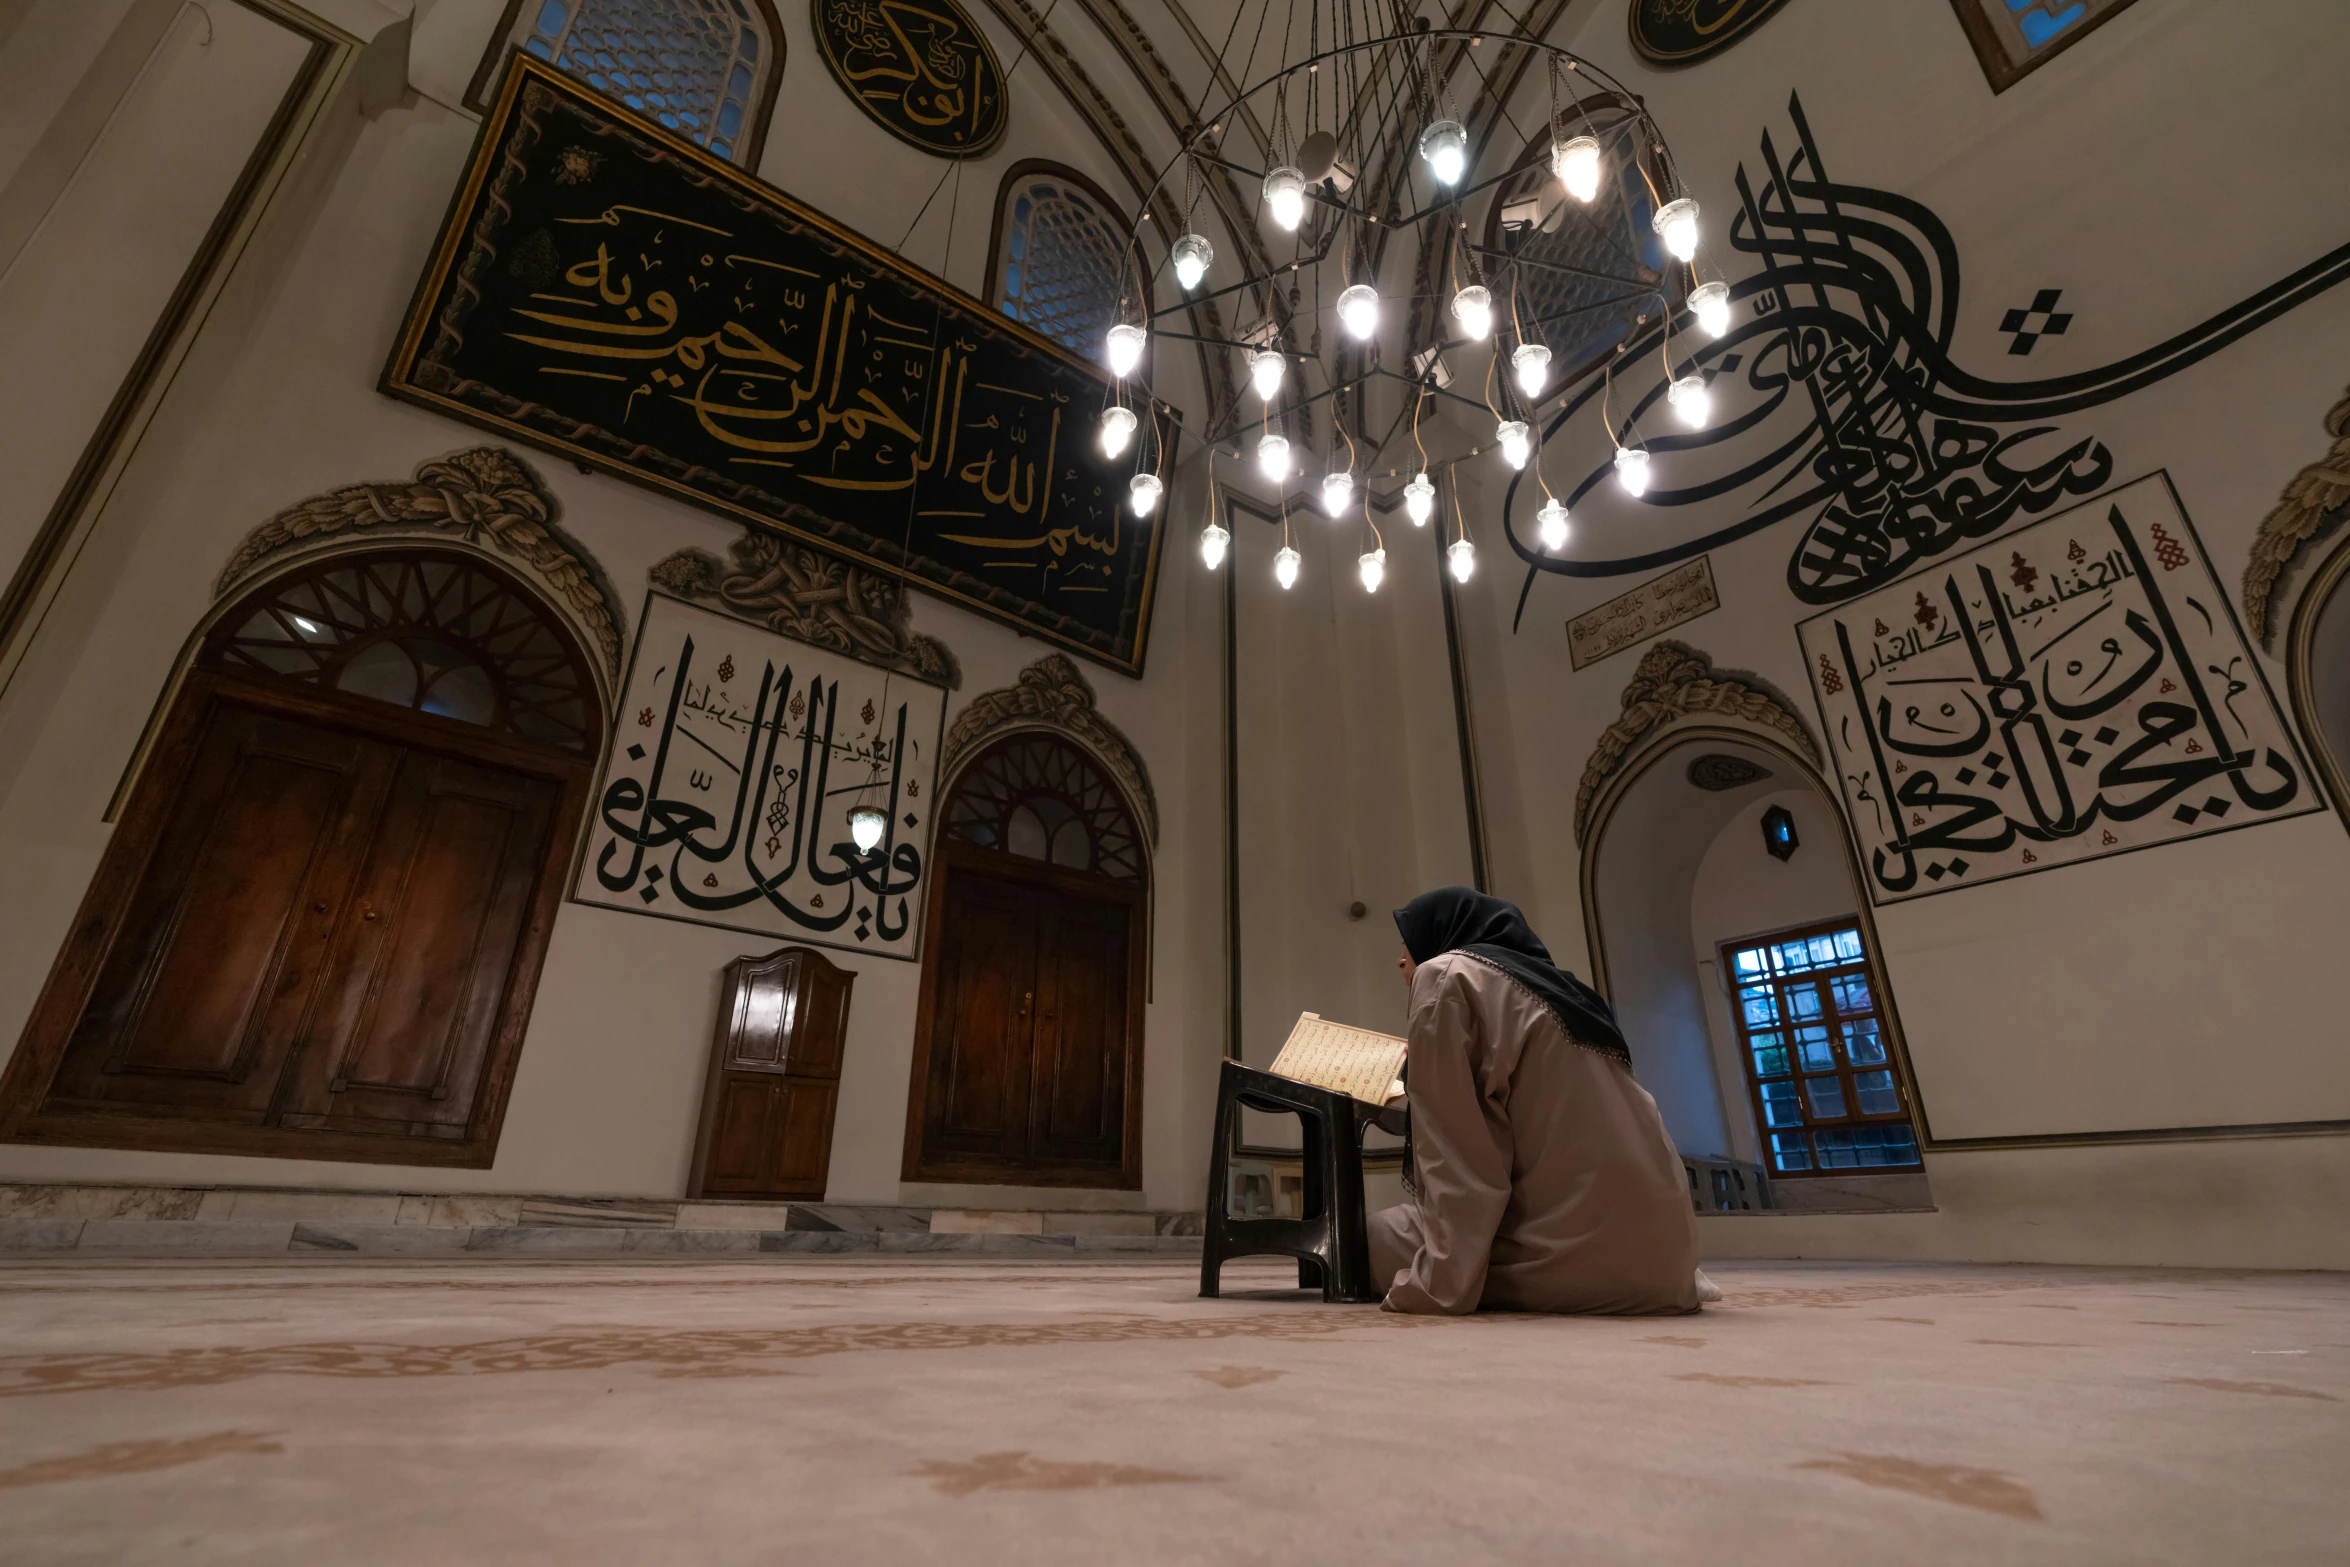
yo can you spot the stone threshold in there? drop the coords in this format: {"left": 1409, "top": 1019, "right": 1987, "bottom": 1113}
{"left": 0, "top": 1182, "right": 1205, "bottom": 1258}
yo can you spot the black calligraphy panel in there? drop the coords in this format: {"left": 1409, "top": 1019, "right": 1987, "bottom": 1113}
{"left": 1627, "top": 0, "right": 1793, "bottom": 66}
{"left": 812, "top": 0, "right": 1009, "bottom": 158}
{"left": 1797, "top": 473, "right": 2318, "bottom": 904}
{"left": 385, "top": 58, "right": 1164, "bottom": 675}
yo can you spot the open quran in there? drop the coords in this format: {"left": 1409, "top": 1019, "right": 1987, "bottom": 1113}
{"left": 1266, "top": 1013, "right": 1409, "bottom": 1106}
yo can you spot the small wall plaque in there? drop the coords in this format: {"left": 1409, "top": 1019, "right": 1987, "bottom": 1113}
{"left": 1567, "top": 556, "right": 1719, "bottom": 671}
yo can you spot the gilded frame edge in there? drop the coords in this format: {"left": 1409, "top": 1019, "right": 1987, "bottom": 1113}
{"left": 808, "top": 0, "right": 1012, "bottom": 161}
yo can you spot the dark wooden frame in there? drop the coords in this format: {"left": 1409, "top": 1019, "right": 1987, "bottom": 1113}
{"left": 0, "top": 560, "right": 601, "bottom": 1169}
{"left": 463, "top": 0, "right": 788, "bottom": 168}
{"left": 1945, "top": 0, "right": 2148, "bottom": 94}
{"left": 900, "top": 827, "right": 1148, "bottom": 1190}
{"left": 1714, "top": 915, "right": 1922, "bottom": 1179}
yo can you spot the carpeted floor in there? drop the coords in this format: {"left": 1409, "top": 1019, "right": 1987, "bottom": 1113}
{"left": 0, "top": 1256, "right": 2339, "bottom": 1564}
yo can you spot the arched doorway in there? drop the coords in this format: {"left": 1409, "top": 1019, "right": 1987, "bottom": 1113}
{"left": 1579, "top": 725, "right": 1931, "bottom": 1211}
{"left": 0, "top": 548, "right": 601, "bottom": 1166}
{"left": 902, "top": 731, "right": 1148, "bottom": 1189}
{"left": 2288, "top": 531, "right": 2350, "bottom": 832}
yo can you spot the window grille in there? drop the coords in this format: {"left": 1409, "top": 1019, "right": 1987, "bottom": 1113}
{"left": 945, "top": 733, "right": 1143, "bottom": 881}
{"left": 473, "top": 0, "right": 780, "bottom": 165}
{"left": 1949, "top": 0, "right": 2146, "bottom": 91}
{"left": 1722, "top": 921, "right": 1921, "bottom": 1176}
{"left": 992, "top": 169, "right": 1135, "bottom": 361}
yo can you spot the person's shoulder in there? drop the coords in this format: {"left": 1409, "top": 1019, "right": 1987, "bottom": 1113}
{"left": 1410, "top": 950, "right": 1481, "bottom": 998}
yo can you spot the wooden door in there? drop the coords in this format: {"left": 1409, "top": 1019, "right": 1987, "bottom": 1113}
{"left": 917, "top": 866, "right": 1046, "bottom": 1168}
{"left": 1028, "top": 886, "right": 1131, "bottom": 1167}
{"left": 688, "top": 945, "right": 854, "bottom": 1200}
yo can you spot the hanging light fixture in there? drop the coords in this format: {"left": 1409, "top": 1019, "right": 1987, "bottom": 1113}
{"left": 1249, "top": 348, "right": 1286, "bottom": 401}
{"left": 1129, "top": 472, "right": 1163, "bottom": 515}
{"left": 1689, "top": 279, "right": 1732, "bottom": 338}
{"left": 1651, "top": 197, "right": 1701, "bottom": 262}
{"left": 1495, "top": 420, "right": 1531, "bottom": 470}
{"left": 1200, "top": 520, "right": 1230, "bottom": 569}
{"left": 1337, "top": 284, "right": 1380, "bottom": 341}
{"left": 1552, "top": 134, "right": 1602, "bottom": 203}
{"left": 1098, "top": 406, "right": 1136, "bottom": 458}
{"left": 1537, "top": 498, "right": 1570, "bottom": 551}
{"left": 1172, "top": 232, "right": 1214, "bottom": 291}
{"left": 1404, "top": 472, "right": 1435, "bottom": 526}
{"left": 1512, "top": 343, "right": 1552, "bottom": 400}
{"left": 1358, "top": 548, "right": 1386, "bottom": 592}
{"left": 1320, "top": 468, "right": 1354, "bottom": 517}
{"left": 1274, "top": 545, "right": 1301, "bottom": 589}
{"left": 1257, "top": 432, "right": 1291, "bottom": 482}
{"left": 1451, "top": 284, "right": 1492, "bottom": 341}
{"left": 1104, "top": 323, "right": 1147, "bottom": 378}
{"left": 1418, "top": 119, "right": 1468, "bottom": 186}
{"left": 1614, "top": 445, "right": 1652, "bottom": 497}
{"left": 848, "top": 804, "right": 888, "bottom": 853}
{"left": 1263, "top": 165, "right": 1307, "bottom": 231}
{"left": 1667, "top": 373, "right": 1711, "bottom": 429}
{"left": 1448, "top": 537, "right": 1476, "bottom": 582}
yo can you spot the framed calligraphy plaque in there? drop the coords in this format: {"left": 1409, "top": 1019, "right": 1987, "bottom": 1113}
{"left": 1567, "top": 556, "right": 1719, "bottom": 671}
{"left": 1797, "top": 473, "right": 2319, "bottom": 906}
{"left": 1628, "top": 0, "right": 1792, "bottom": 67}
{"left": 385, "top": 57, "right": 1168, "bottom": 677}
{"left": 812, "top": 0, "right": 1008, "bottom": 158}
{"left": 575, "top": 592, "right": 947, "bottom": 957}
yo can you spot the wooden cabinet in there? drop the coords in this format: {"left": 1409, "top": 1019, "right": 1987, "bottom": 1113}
{"left": 688, "top": 946, "right": 854, "bottom": 1200}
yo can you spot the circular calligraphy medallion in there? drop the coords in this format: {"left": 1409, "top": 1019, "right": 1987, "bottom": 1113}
{"left": 813, "top": 0, "right": 1010, "bottom": 159}
{"left": 1628, "top": 0, "right": 1793, "bottom": 68}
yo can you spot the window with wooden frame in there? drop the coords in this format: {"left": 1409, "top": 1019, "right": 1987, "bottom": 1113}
{"left": 1721, "top": 921, "right": 1920, "bottom": 1177}
{"left": 1947, "top": 0, "right": 2147, "bottom": 93}
{"left": 987, "top": 163, "right": 1142, "bottom": 365}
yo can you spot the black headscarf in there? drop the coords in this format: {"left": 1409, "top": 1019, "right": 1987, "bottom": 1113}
{"left": 1393, "top": 887, "right": 1630, "bottom": 1066}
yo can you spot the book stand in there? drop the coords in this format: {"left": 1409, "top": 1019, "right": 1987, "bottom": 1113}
{"left": 1199, "top": 1058, "right": 1402, "bottom": 1304}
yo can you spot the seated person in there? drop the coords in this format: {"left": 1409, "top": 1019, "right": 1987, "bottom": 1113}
{"left": 1369, "top": 887, "right": 1713, "bottom": 1316}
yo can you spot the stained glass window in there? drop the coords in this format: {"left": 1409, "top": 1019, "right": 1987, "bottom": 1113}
{"left": 1949, "top": 0, "right": 2146, "bottom": 92}
{"left": 945, "top": 733, "right": 1144, "bottom": 882}
{"left": 992, "top": 169, "right": 1136, "bottom": 362}
{"left": 474, "top": 0, "right": 781, "bottom": 165}
{"left": 204, "top": 552, "right": 599, "bottom": 754}
{"left": 1724, "top": 921, "right": 1921, "bottom": 1176}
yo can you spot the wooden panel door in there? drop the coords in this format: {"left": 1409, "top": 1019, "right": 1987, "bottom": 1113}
{"left": 917, "top": 868, "right": 1043, "bottom": 1166}
{"left": 687, "top": 946, "right": 856, "bottom": 1201}
{"left": 1028, "top": 891, "right": 1131, "bottom": 1167}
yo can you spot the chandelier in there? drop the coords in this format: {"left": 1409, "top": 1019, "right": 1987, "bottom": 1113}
{"left": 1094, "top": 13, "right": 1724, "bottom": 596}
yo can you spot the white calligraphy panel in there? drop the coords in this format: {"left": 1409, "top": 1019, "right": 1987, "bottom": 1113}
{"left": 573, "top": 594, "right": 946, "bottom": 957}
{"left": 1797, "top": 473, "right": 2317, "bottom": 905}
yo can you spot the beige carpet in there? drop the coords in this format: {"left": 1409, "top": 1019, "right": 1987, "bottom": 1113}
{"left": 0, "top": 1256, "right": 2340, "bottom": 1564}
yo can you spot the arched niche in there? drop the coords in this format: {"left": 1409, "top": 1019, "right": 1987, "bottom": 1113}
{"left": 1578, "top": 722, "right": 1933, "bottom": 1211}
{"left": 2286, "top": 527, "right": 2350, "bottom": 833}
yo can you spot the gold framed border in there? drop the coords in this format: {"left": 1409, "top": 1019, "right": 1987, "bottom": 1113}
{"left": 1627, "top": 0, "right": 1794, "bottom": 69}
{"left": 381, "top": 55, "right": 1167, "bottom": 678}
{"left": 808, "top": 0, "right": 1011, "bottom": 161}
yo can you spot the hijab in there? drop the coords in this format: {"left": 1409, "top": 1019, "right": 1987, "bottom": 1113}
{"left": 1393, "top": 887, "right": 1631, "bottom": 1066}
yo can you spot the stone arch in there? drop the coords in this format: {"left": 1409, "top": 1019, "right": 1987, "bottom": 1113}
{"left": 938, "top": 654, "right": 1159, "bottom": 852}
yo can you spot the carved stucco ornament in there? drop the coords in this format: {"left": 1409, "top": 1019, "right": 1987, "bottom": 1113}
{"left": 215, "top": 447, "right": 626, "bottom": 682}
{"left": 2242, "top": 380, "right": 2350, "bottom": 647}
{"left": 1573, "top": 639, "right": 1821, "bottom": 846}
{"left": 648, "top": 529, "right": 960, "bottom": 688}
{"left": 940, "top": 653, "right": 1158, "bottom": 845}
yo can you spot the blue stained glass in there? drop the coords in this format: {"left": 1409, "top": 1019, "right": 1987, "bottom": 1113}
{"left": 1749, "top": 1033, "right": 1787, "bottom": 1078}
{"left": 1854, "top": 1070, "right": 1902, "bottom": 1116}
{"left": 1760, "top": 1081, "right": 1803, "bottom": 1128}
{"left": 741, "top": 26, "right": 757, "bottom": 59}
{"left": 1740, "top": 987, "right": 1778, "bottom": 1027}
{"left": 1794, "top": 1026, "right": 1834, "bottom": 1071}
{"left": 710, "top": 139, "right": 731, "bottom": 157}
{"left": 1734, "top": 949, "right": 1764, "bottom": 976}
{"left": 2007, "top": 1, "right": 2089, "bottom": 51}
{"left": 717, "top": 101, "right": 742, "bottom": 135}
{"left": 534, "top": 0, "right": 570, "bottom": 36}
{"left": 1770, "top": 1133, "right": 1813, "bottom": 1173}
{"left": 1003, "top": 264, "right": 1023, "bottom": 294}
{"left": 1842, "top": 1019, "right": 1886, "bottom": 1065}
{"left": 1804, "top": 1075, "right": 1847, "bottom": 1119}
{"left": 524, "top": 38, "right": 554, "bottom": 58}
{"left": 1787, "top": 986, "right": 1824, "bottom": 1022}
{"left": 1831, "top": 973, "right": 1872, "bottom": 1014}
{"left": 728, "top": 62, "right": 751, "bottom": 97}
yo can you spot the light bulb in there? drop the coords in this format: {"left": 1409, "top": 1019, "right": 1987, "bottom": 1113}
{"left": 1537, "top": 498, "right": 1569, "bottom": 551}
{"left": 1321, "top": 469, "right": 1354, "bottom": 517}
{"left": 848, "top": 804, "right": 887, "bottom": 853}
{"left": 1249, "top": 348, "right": 1285, "bottom": 401}
{"left": 1098, "top": 405, "right": 1136, "bottom": 457}
{"left": 1171, "top": 232, "right": 1213, "bottom": 291}
{"left": 1652, "top": 197, "right": 1700, "bottom": 263}
{"left": 1419, "top": 119, "right": 1468, "bottom": 186}
{"left": 1448, "top": 537, "right": 1476, "bottom": 582}
{"left": 1274, "top": 545, "right": 1301, "bottom": 589}
{"left": 1264, "top": 165, "right": 1306, "bottom": 231}
{"left": 1496, "top": 419, "right": 1530, "bottom": 470}
{"left": 1129, "top": 472, "right": 1163, "bottom": 515}
{"left": 1689, "top": 279, "right": 1731, "bottom": 338}
{"left": 1404, "top": 472, "right": 1435, "bottom": 526}
{"left": 1105, "top": 323, "right": 1146, "bottom": 377}
{"left": 1337, "top": 284, "right": 1379, "bottom": 341}
{"left": 1359, "top": 548, "right": 1386, "bottom": 592}
{"left": 1512, "top": 342, "right": 1552, "bottom": 400}
{"left": 1614, "top": 445, "right": 1652, "bottom": 497}
{"left": 1552, "top": 134, "right": 1602, "bottom": 203}
{"left": 1200, "top": 520, "right": 1229, "bottom": 569}
{"left": 1451, "top": 284, "right": 1492, "bottom": 341}
{"left": 1668, "top": 373, "right": 1711, "bottom": 429}
{"left": 1257, "top": 432, "right": 1290, "bottom": 483}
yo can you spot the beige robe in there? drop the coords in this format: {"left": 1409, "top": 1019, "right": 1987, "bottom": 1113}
{"left": 1368, "top": 951, "right": 1700, "bottom": 1316}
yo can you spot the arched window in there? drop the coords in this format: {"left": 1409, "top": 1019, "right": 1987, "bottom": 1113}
{"left": 944, "top": 731, "right": 1145, "bottom": 881}
{"left": 468, "top": 0, "right": 784, "bottom": 166}
{"left": 988, "top": 163, "right": 1140, "bottom": 362}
